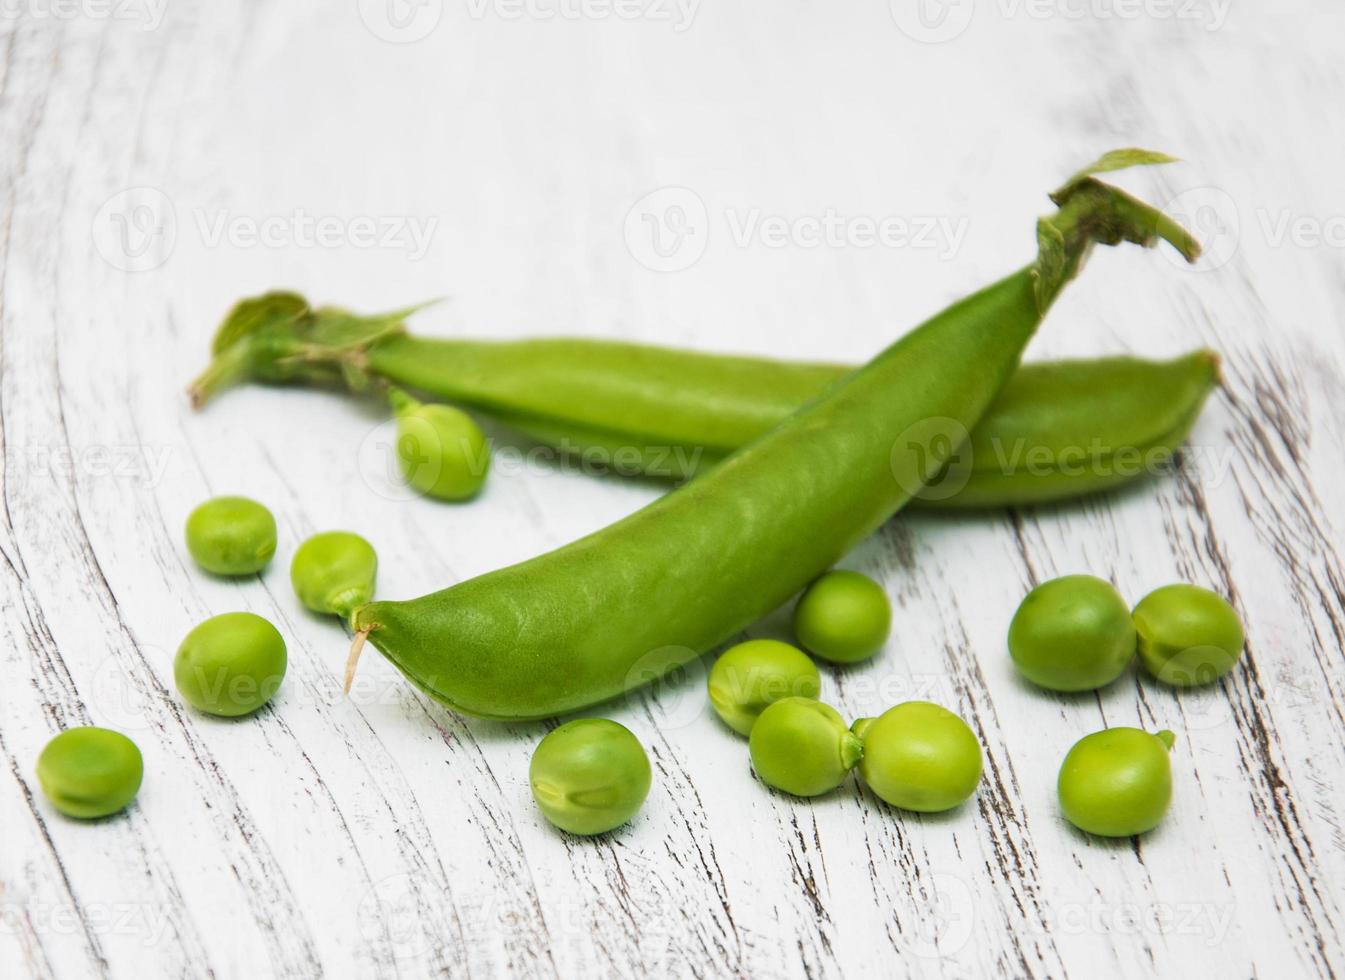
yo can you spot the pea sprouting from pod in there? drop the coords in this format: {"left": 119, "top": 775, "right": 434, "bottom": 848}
{"left": 1057, "top": 727, "right": 1175, "bottom": 837}
{"left": 1132, "top": 584, "right": 1244, "bottom": 687}
{"left": 851, "top": 701, "right": 982, "bottom": 812}
{"left": 36, "top": 727, "right": 143, "bottom": 819}
{"left": 389, "top": 388, "right": 490, "bottom": 502}
{"left": 184, "top": 495, "right": 277, "bottom": 576}
{"left": 529, "top": 719, "right": 652, "bottom": 836}
{"left": 707, "top": 639, "right": 821, "bottom": 736}
{"left": 748, "top": 697, "right": 863, "bottom": 797}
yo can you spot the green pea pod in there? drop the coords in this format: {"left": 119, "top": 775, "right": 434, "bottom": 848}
{"left": 332, "top": 153, "right": 1196, "bottom": 719}
{"left": 187, "top": 311, "right": 1217, "bottom": 512}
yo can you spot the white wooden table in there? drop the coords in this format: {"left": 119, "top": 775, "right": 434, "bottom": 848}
{"left": 2, "top": 3, "right": 1343, "bottom": 977}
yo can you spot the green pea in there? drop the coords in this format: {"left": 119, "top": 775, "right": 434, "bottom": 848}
{"left": 184, "top": 496, "right": 277, "bottom": 576}
{"left": 175, "top": 612, "right": 287, "bottom": 717}
{"left": 793, "top": 570, "right": 892, "bottom": 664}
{"left": 1008, "top": 575, "right": 1136, "bottom": 691}
{"left": 36, "top": 727, "right": 143, "bottom": 819}
{"left": 851, "top": 701, "right": 982, "bottom": 812}
{"left": 529, "top": 719, "right": 651, "bottom": 836}
{"left": 748, "top": 697, "right": 863, "bottom": 797}
{"left": 390, "top": 388, "right": 490, "bottom": 501}
{"left": 707, "top": 639, "right": 821, "bottom": 736}
{"left": 1133, "top": 584, "right": 1243, "bottom": 687}
{"left": 1058, "top": 727, "right": 1175, "bottom": 837}
{"left": 290, "top": 531, "right": 378, "bottom": 625}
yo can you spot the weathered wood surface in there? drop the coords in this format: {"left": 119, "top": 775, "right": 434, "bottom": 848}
{"left": 1, "top": 3, "right": 1342, "bottom": 977}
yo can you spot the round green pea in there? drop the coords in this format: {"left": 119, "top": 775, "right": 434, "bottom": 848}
{"left": 36, "top": 727, "right": 143, "bottom": 819}
{"left": 184, "top": 496, "right": 277, "bottom": 576}
{"left": 291, "top": 531, "right": 378, "bottom": 624}
{"left": 1058, "top": 727, "right": 1175, "bottom": 837}
{"left": 852, "top": 701, "right": 981, "bottom": 812}
{"left": 707, "top": 639, "right": 821, "bottom": 736}
{"left": 1008, "top": 575, "right": 1136, "bottom": 691}
{"left": 1133, "top": 584, "right": 1244, "bottom": 687}
{"left": 793, "top": 570, "right": 892, "bottom": 664}
{"left": 529, "top": 719, "right": 651, "bottom": 836}
{"left": 748, "top": 697, "right": 863, "bottom": 797}
{"left": 390, "top": 389, "right": 490, "bottom": 502}
{"left": 174, "top": 612, "right": 287, "bottom": 717}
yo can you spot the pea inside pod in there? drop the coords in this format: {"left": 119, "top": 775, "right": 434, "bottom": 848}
{"left": 36, "top": 727, "right": 143, "bottom": 819}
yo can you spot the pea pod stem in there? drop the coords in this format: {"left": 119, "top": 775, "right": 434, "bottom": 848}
{"left": 336, "top": 152, "right": 1197, "bottom": 717}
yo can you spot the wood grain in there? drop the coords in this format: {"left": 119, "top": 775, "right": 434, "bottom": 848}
{"left": 1, "top": 2, "right": 1342, "bottom": 977}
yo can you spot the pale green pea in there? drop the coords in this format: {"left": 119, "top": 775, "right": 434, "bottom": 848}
{"left": 1058, "top": 727, "right": 1175, "bottom": 837}
{"left": 530, "top": 719, "right": 651, "bottom": 836}
{"left": 748, "top": 697, "right": 863, "bottom": 797}
{"left": 1008, "top": 575, "right": 1136, "bottom": 691}
{"left": 291, "top": 531, "right": 378, "bottom": 625}
{"left": 185, "top": 496, "right": 276, "bottom": 575}
{"left": 175, "top": 612, "right": 287, "bottom": 717}
{"left": 36, "top": 727, "right": 143, "bottom": 819}
{"left": 390, "top": 388, "right": 490, "bottom": 501}
{"left": 707, "top": 639, "right": 821, "bottom": 736}
{"left": 852, "top": 701, "right": 982, "bottom": 812}
{"left": 1133, "top": 584, "right": 1244, "bottom": 686}
{"left": 793, "top": 570, "right": 891, "bottom": 664}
